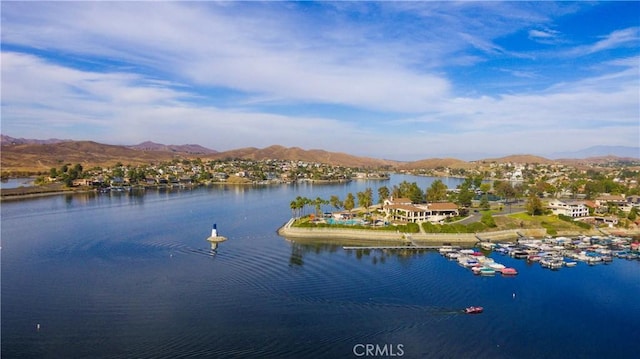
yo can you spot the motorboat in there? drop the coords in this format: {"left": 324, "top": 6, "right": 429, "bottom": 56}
{"left": 479, "top": 267, "right": 496, "bottom": 276}
{"left": 465, "top": 306, "right": 484, "bottom": 314}
{"left": 501, "top": 267, "right": 518, "bottom": 275}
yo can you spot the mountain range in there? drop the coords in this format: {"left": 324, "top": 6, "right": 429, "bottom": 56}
{"left": 1, "top": 135, "right": 638, "bottom": 174}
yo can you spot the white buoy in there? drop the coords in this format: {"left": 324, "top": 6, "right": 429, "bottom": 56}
{"left": 36, "top": 323, "right": 41, "bottom": 331}
{"left": 513, "top": 292, "right": 516, "bottom": 299}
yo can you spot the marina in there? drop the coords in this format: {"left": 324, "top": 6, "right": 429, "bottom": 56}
{"left": 439, "top": 235, "right": 639, "bottom": 275}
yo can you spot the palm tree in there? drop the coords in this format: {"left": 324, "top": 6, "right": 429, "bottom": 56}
{"left": 330, "top": 195, "right": 343, "bottom": 211}
{"left": 314, "top": 196, "right": 326, "bottom": 216}
{"left": 344, "top": 193, "right": 355, "bottom": 213}
{"left": 290, "top": 200, "right": 300, "bottom": 218}
{"left": 378, "top": 186, "right": 390, "bottom": 204}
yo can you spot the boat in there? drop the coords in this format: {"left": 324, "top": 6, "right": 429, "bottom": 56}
{"left": 564, "top": 261, "right": 577, "bottom": 267}
{"left": 501, "top": 267, "right": 518, "bottom": 275}
{"left": 480, "top": 267, "right": 496, "bottom": 276}
{"left": 488, "top": 263, "right": 506, "bottom": 272}
{"left": 511, "top": 250, "right": 529, "bottom": 259}
{"left": 465, "top": 306, "right": 484, "bottom": 314}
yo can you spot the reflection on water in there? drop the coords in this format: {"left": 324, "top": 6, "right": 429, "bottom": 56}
{"left": 288, "top": 240, "right": 434, "bottom": 267}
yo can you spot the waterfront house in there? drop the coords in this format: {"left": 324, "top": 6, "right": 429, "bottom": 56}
{"left": 626, "top": 195, "right": 640, "bottom": 207}
{"left": 547, "top": 200, "right": 589, "bottom": 218}
{"left": 383, "top": 198, "right": 459, "bottom": 223}
{"left": 72, "top": 179, "right": 92, "bottom": 187}
{"left": 596, "top": 194, "right": 633, "bottom": 213}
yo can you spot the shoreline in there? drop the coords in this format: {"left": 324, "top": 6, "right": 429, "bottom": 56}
{"left": 277, "top": 218, "right": 549, "bottom": 246}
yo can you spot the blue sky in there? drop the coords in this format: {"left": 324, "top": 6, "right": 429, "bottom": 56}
{"left": 1, "top": 1, "right": 638, "bottom": 160}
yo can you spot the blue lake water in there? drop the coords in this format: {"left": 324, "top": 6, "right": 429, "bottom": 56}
{"left": 1, "top": 177, "right": 35, "bottom": 189}
{"left": 2, "top": 175, "right": 639, "bottom": 358}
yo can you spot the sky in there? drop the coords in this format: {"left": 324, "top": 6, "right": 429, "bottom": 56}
{"left": 1, "top": 1, "right": 639, "bottom": 161}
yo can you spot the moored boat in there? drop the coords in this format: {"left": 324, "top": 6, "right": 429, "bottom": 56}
{"left": 501, "top": 267, "right": 518, "bottom": 275}
{"left": 488, "top": 263, "right": 506, "bottom": 272}
{"left": 480, "top": 267, "right": 496, "bottom": 276}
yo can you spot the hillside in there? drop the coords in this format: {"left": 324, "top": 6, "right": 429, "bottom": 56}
{"left": 475, "top": 154, "right": 557, "bottom": 165}
{"left": 1, "top": 140, "right": 398, "bottom": 174}
{"left": 128, "top": 141, "right": 218, "bottom": 154}
{"left": 397, "top": 158, "right": 473, "bottom": 170}
{"left": 210, "top": 145, "right": 397, "bottom": 168}
{"left": 1, "top": 141, "right": 184, "bottom": 173}
{"left": 2, "top": 135, "right": 636, "bottom": 175}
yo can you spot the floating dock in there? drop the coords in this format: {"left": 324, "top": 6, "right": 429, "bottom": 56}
{"left": 343, "top": 245, "right": 441, "bottom": 250}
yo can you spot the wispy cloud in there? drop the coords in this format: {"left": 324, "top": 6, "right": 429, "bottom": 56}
{"left": 1, "top": 1, "right": 638, "bottom": 159}
{"left": 565, "top": 27, "right": 640, "bottom": 57}
{"left": 528, "top": 27, "right": 562, "bottom": 44}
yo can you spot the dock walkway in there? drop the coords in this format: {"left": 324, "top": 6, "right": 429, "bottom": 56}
{"left": 343, "top": 245, "right": 441, "bottom": 250}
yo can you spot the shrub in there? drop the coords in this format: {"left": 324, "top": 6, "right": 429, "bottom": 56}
{"left": 481, "top": 212, "right": 497, "bottom": 228}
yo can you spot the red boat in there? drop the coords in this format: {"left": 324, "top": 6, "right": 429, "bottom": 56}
{"left": 465, "top": 306, "right": 484, "bottom": 314}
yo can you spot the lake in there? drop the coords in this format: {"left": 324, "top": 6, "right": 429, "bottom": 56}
{"left": 2, "top": 175, "right": 639, "bottom": 358}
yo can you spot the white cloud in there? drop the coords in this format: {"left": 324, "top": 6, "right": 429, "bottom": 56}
{"left": 1, "top": 2, "right": 638, "bottom": 160}
{"left": 1, "top": 2, "right": 453, "bottom": 113}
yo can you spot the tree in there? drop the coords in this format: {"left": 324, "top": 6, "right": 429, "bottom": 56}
{"left": 494, "top": 181, "right": 516, "bottom": 201}
{"left": 394, "top": 181, "right": 424, "bottom": 203}
{"left": 628, "top": 207, "right": 638, "bottom": 221}
{"left": 472, "top": 175, "right": 483, "bottom": 189}
{"left": 426, "top": 179, "right": 448, "bottom": 202}
{"left": 481, "top": 212, "right": 496, "bottom": 227}
{"left": 344, "top": 193, "right": 355, "bottom": 213}
{"left": 378, "top": 186, "right": 390, "bottom": 204}
{"left": 584, "top": 181, "right": 604, "bottom": 199}
{"left": 457, "top": 186, "right": 474, "bottom": 208}
{"left": 357, "top": 191, "right": 366, "bottom": 211}
{"left": 480, "top": 195, "right": 490, "bottom": 210}
{"left": 526, "top": 193, "right": 543, "bottom": 215}
{"left": 329, "top": 195, "right": 343, "bottom": 211}
{"left": 295, "top": 196, "right": 309, "bottom": 217}
{"left": 313, "top": 197, "right": 328, "bottom": 216}
{"left": 391, "top": 185, "right": 402, "bottom": 199}
{"left": 73, "top": 163, "right": 83, "bottom": 174}
{"left": 290, "top": 200, "right": 300, "bottom": 218}
{"left": 362, "top": 187, "right": 373, "bottom": 211}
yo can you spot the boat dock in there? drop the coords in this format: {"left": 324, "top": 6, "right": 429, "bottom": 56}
{"left": 343, "top": 245, "right": 441, "bottom": 250}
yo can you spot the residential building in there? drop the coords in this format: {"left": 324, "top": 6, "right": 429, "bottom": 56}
{"left": 383, "top": 197, "right": 459, "bottom": 223}
{"left": 547, "top": 200, "right": 589, "bottom": 218}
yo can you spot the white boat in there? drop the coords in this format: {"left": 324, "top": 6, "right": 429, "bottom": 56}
{"left": 445, "top": 252, "right": 460, "bottom": 259}
{"left": 480, "top": 267, "right": 496, "bottom": 276}
{"left": 488, "top": 263, "right": 506, "bottom": 272}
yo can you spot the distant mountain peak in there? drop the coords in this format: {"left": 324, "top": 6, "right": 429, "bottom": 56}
{"left": 0, "top": 134, "right": 71, "bottom": 145}
{"left": 551, "top": 146, "right": 640, "bottom": 159}
{"left": 128, "top": 141, "right": 218, "bottom": 154}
